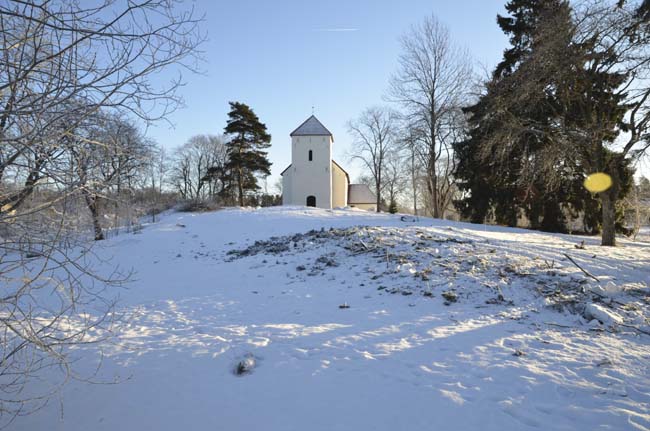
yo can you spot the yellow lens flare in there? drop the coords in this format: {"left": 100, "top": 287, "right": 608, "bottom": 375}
{"left": 583, "top": 172, "right": 612, "bottom": 193}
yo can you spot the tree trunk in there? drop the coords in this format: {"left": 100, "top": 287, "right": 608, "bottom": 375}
{"left": 411, "top": 148, "right": 417, "bottom": 216}
{"left": 427, "top": 174, "right": 440, "bottom": 218}
{"left": 0, "top": 157, "right": 46, "bottom": 213}
{"left": 375, "top": 179, "right": 381, "bottom": 213}
{"left": 83, "top": 190, "right": 105, "bottom": 241}
{"left": 599, "top": 153, "right": 623, "bottom": 247}
{"left": 600, "top": 190, "right": 616, "bottom": 246}
{"left": 429, "top": 111, "right": 440, "bottom": 219}
{"left": 237, "top": 168, "right": 244, "bottom": 206}
{"left": 428, "top": 157, "right": 440, "bottom": 219}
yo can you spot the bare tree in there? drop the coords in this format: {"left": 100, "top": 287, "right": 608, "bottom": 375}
{"left": 0, "top": 0, "right": 203, "bottom": 217}
{"left": 147, "top": 146, "right": 169, "bottom": 196}
{"left": 66, "top": 113, "right": 154, "bottom": 240}
{"left": 388, "top": 15, "right": 473, "bottom": 218}
{"left": 574, "top": 0, "right": 650, "bottom": 245}
{"left": 171, "top": 134, "right": 227, "bottom": 201}
{"left": 273, "top": 176, "right": 283, "bottom": 196}
{"left": 399, "top": 129, "right": 424, "bottom": 216}
{"left": 0, "top": 0, "right": 203, "bottom": 422}
{"left": 382, "top": 149, "right": 409, "bottom": 212}
{"left": 347, "top": 106, "right": 400, "bottom": 212}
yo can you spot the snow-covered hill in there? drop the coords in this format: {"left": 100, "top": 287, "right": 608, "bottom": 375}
{"left": 13, "top": 207, "right": 650, "bottom": 430}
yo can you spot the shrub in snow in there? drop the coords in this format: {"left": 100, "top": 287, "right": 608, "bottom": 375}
{"left": 177, "top": 200, "right": 221, "bottom": 213}
{"left": 442, "top": 290, "right": 458, "bottom": 305}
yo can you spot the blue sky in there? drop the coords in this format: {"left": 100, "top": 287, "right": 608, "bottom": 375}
{"left": 147, "top": 0, "right": 510, "bottom": 186}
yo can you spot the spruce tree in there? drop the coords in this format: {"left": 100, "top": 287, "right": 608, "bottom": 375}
{"left": 454, "top": 0, "right": 632, "bottom": 234}
{"left": 223, "top": 102, "right": 272, "bottom": 206}
{"left": 456, "top": 0, "right": 571, "bottom": 229}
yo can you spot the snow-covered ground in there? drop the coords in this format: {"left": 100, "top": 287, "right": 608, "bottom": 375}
{"left": 637, "top": 226, "right": 650, "bottom": 243}
{"left": 12, "top": 207, "right": 650, "bottom": 430}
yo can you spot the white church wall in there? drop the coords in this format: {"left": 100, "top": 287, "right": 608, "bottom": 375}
{"left": 289, "top": 135, "right": 332, "bottom": 208}
{"left": 281, "top": 169, "right": 292, "bottom": 206}
{"left": 331, "top": 162, "right": 348, "bottom": 208}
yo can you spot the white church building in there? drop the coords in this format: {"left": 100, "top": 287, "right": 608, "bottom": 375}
{"left": 281, "top": 115, "right": 376, "bottom": 211}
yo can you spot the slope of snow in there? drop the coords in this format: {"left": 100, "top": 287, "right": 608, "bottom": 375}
{"left": 11, "top": 207, "right": 650, "bottom": 431}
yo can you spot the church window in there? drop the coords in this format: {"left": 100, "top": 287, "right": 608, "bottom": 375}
{"left": 308, "top": 150, "right": 313, "bottom": 161}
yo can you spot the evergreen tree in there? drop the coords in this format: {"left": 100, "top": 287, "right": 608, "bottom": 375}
{"left": 454, "top": 0, "right": 635, "bottom": 236}
{"left": 388, "top": 198, "right": 398, "bottom": 214}
{"left": 456, "top": 0, "right": 573, "bottom": 230}
{"left": 223, "top": 102, "right": 272, "bottom": 206}
{"left": 551, "top": 8, "right": 635, "bottom": 244}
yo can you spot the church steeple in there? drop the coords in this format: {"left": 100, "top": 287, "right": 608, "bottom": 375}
{"left": 281, "top": 114, "right": 375, "bottom": 211}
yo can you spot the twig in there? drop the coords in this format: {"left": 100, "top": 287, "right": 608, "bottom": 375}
{"left": 359, "top": 239, "right": 369, "bottom": 251}
{"left": 563, "top": 253, "right": 600, "bottom": 282}
{"left": 544, "top": 322, "right": 574, "bottom": 329}
{"left": 351, "top": 249, "right": 379, "bottom": 256}
{"left": 588, "top": 289, "right": 627, "bottom": 307}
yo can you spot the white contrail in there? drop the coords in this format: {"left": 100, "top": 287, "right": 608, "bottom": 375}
{"left": 313, "top": 28, "right": 359, "bottom": 32}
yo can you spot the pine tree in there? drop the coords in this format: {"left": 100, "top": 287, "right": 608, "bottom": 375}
{"left": 223, "top": 102, "right": 272, "bottom": 206}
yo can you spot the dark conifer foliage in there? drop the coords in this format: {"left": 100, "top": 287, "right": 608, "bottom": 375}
{"left": 455, "top": 0, "right": 577, "bottom": 230}
{"left": 388, "top": 198, "right": 398, "bottom": 214}
{"left": 454, "top": 0, "right": 636, "bottom": 237}
{"left": 224, "top": 102, "right": 272, "bottom": 206}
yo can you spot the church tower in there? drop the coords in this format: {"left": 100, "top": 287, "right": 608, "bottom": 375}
{"left": 282, "top": 115, "right": 333, "bottom": 209}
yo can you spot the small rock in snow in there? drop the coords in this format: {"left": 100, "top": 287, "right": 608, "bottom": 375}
{"left": 234, "top": 354, "right": 256, "bottom": 376}
{"left": 595, "top": 358, "right": 613, "bottom": 367}
{"left": 583, "top": 303, "right": 624, "bottom": 326}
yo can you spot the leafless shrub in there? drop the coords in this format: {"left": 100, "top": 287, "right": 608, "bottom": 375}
{"left": 176, "top": 199, "right": 222, "bottom": 213}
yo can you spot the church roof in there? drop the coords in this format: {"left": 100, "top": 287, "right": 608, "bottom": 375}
{"left": 348, "top": 184, "right": 376, "bottom": 204}
{"left": 290, "top": 115, "right": 333, "bottom": 140}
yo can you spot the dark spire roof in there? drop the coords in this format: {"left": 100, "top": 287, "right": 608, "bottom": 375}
{"left": 290, "top": 115, "right": 333, "bottom": 140}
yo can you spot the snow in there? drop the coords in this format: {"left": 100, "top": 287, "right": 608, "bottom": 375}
{"left": 584, "top": 303, "right": 625, "bottom": 326}
{"left": 11, "top": 206, "right": 650, "bottom": 431}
